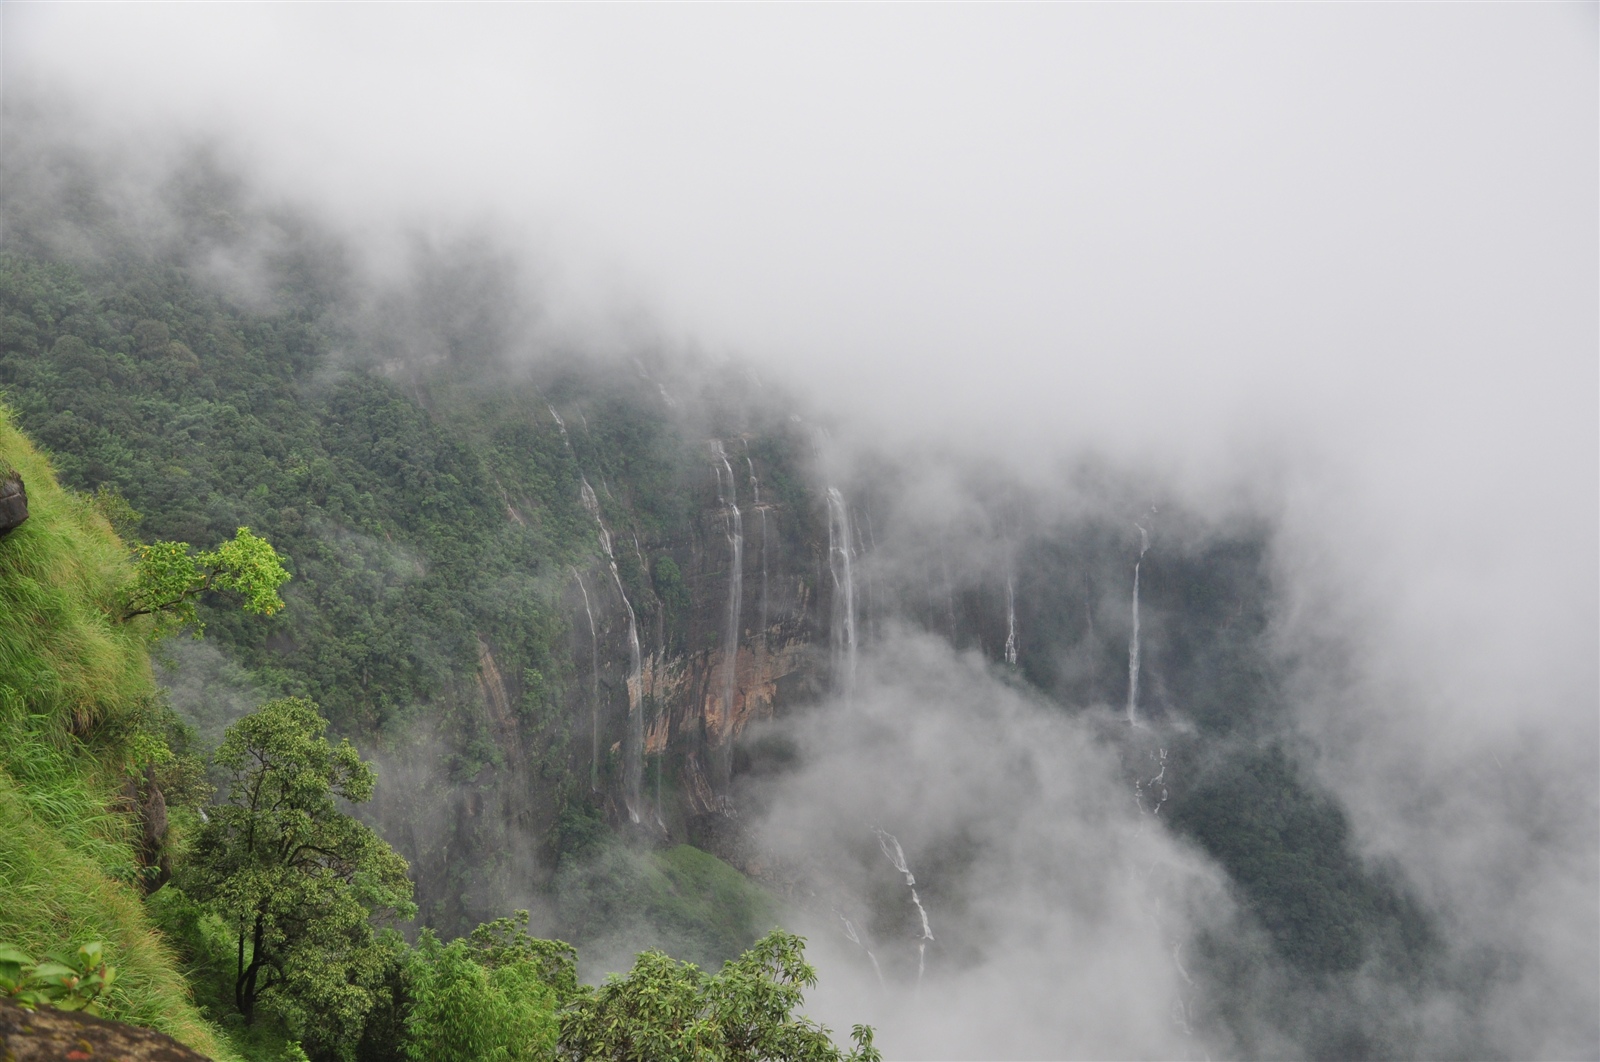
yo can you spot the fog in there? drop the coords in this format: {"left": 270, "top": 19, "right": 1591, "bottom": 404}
{"left": 4, "top": 4, "right": 1595, "bottom": 1058}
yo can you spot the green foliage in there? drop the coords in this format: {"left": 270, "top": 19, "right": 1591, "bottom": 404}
{"left": 1166, "top": 743, "right": 1432, "bottom": 975}
{"left": 468, "top": 910, "right": 581, "bottom": 1003}
{"left": 402, "top": 932, "right": 559, "bottom": 1062}
{"left": 555, "top": 843, "right": 781, "bottom": 972}
{"left": 123, "top": 527, "right": 289, "bottom": 634}
{"left": 182, "top": 697, "right": 416, "bottom": 1051}
{"left": 0, "top": 940, "right": 117, "bottom": 1015}
{"left": 558, "top": 930, "right": 879, "bottom": 1062}
{"left": 0, "top": 772, "right": 235, "bottom": 1058}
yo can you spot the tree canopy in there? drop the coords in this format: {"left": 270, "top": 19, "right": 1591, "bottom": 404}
{"left": 181, "top": 697, "right": 414, "bottom": 1053}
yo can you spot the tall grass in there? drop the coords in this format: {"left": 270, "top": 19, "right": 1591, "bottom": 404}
{"left": 0, "top": 405, "right": 238, "bottom": 1058}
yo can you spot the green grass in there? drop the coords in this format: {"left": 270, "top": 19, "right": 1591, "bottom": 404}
{"left": 0, "top": 405, "right": 238, "bottom": 1058}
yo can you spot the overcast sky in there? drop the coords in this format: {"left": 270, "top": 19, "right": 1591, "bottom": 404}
{"left": 8, "top": 0, "right": 1592, "bottom": 709}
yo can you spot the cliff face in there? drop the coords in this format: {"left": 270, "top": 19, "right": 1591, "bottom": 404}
{"left": 557, "top": 438, "right": 833, "bottom": 836}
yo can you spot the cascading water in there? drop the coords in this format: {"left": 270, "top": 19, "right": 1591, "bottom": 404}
{"left": 835, "top": 909, "right": 886, "bottom": 987}
{"left": 1127, "top": 523, "right": 1150, "bottom": 727}
{"left": 744, "top": 450, "right": 769, "bottom": 644}
{"left": 1135, "top": 747, "right": 1170, "bottom": 818}
{"left": 581, "top": 477, "right": 644, "bottom": 823}
{"left": 573, "top": 567, "right": 600, "bottom": 792}
{"left": 710, "top": 442, "right": 744, "bottom": 804}
{"left": 872, "top": 827, "right": 936, "bottom": 985}
{"left": 1004, "top": 569, "right": 1018, "bottom": 667}
{"left": 826, "top": 488, "right": 858, "bottom": 695}
{"left": 629, "top": 530, "right": 668, "bottom": 831}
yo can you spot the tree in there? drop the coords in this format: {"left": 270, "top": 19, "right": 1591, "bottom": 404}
{"left": 558, "top": 930, "right": 880, "bottom": 1062}
{"left": 401, "top": 931, "right": 560, "bottom": 1062}
{"left": 121, "top": 526, "right": 289, "bottom": 634}
{"left": 182, "top": 698, "right": 414, "bottom": 1056}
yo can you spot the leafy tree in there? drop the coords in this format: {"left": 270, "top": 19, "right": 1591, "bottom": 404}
{"left": 181, "top": 698, "right": 415, "bottom": 1056}
{"left": 401, "top": 931, "right": 559, "bottom": 1062}
{"left": 122, "top": 526, "right": 289, "bottom": 634}
{"left": 558, "top": 930, "right": 880, "bottom": 1062}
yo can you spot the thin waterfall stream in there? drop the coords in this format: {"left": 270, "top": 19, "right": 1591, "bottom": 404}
{"left": 1127, "top": 523, "right": 1150, "bottom": 727}
{"left": 582, "top": 476, "right": 644, "bottom": 823}
{"left": 711, "top": 441, "right": 744, "bottom": 805}
{"left": 872, "top": 827, "right": 936, "bottom": 986}
{"left": 573, "top": 567, "right": 600, "bottom": 792}
{"left": 826, "top": 487, "right": 858, "bottom": 695}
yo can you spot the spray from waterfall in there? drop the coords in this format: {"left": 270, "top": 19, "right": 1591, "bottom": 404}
{"left": 872, "top": 827, "right": 936, "bottom": 985}
{"left": 582, "top": 477, "right": 644, "bottom": 823}
{"left": 1127, "top": 523, "right": 1150, "bottom": 727}
{"left": 572, "top": 568, "right": 600, "bottom": 792}
{"left": 826, "top": 488, "right": 858, "bottom": 696}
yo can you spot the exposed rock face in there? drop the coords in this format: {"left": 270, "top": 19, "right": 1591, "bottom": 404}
{"left": 0, "top": 997, "right": 208, "bottom": 1061}
{"left": 0, "top": 470, "right": 28, "bottom": 536}
{"left": 566, "top": 443, "right": 833, "bottom": 836}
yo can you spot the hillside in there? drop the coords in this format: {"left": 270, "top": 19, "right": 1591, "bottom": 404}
{"left": 0, "top": 406, "right": 234, "bottom": 1058}
{"left": 0, "top": 160, "right": 1438, "bottom": 1057}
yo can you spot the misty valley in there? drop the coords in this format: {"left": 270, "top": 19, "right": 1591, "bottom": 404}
{"left": 0, "top": 28, "right": 1594, "bottom": 1057}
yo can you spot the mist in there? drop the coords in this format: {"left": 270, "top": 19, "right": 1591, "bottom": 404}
{"left": 3, "top": 4, "right": 1595, "bottom": 1059}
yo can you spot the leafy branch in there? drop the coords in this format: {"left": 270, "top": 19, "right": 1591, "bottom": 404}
{"left": 121, "top": 526, "right": 289, "bottom": 634}
{"left": 0, "top": 941, "right": 118, "bottom": 1015}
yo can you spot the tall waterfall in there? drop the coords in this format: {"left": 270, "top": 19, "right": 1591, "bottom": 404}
{"left": 573, "top": 567, "right": 600, "bottom": 792}
{"left": 873, "top": 828, "right": 936, "bottom": 985}
{"left": 1127, "top": 523, "right": 1149, "bottom": 728}
{"left": 582, "top": 477, "right": 644, "bottom": 823}
{"left": 826, "top": 487, "right": 858, "bottom": 695}
{"left": 710, "top": 441, "right": 744, "bottom": 802}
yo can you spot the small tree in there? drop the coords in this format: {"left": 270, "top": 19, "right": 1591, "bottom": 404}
{"left": 122, "top": 526, "right": 289, "bottom": 634}
{"left": 558, "top": 930, "right": 880, "bottom": 1062}
{"left": 182, "top": 698, "right": 414, "bottom": 1054}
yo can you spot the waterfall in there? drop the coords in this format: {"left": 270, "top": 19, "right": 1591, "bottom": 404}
{"left": 1127, "top": 523, "right": 1150, "bottom": 727}
{"left": 826, "top": 488, "right": 858, "bottom": 695}
{"left": 710, "top": 442, "right": 744, "bottom": 804}
{"left": 1004, "top": 569, "right": 1018, "bottom": 667}
{"left": 582, "top": 477, "right": 644, "bottom": 823}
{"left": 745, "top": 451, "right": 769, "bottom": 643}
{"left": 836, "top": 910, "right": 885, "bottom": 987}
{"left": 1135, "top": 747, "right": 1170, "bottom": 817}
{"left": 873, "top": 828, "right": 936, "bottom": 985}
{"left": 573, "top": 567, "right": 600, "bottom": 792}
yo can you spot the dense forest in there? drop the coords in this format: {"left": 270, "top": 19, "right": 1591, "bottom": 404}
{"left": 0, "top": 149, "right": 1446, "bottom": 1060}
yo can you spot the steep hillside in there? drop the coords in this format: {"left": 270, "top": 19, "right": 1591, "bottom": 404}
{"left": 0, "top": 406, "right": 233, "bottom": 1059}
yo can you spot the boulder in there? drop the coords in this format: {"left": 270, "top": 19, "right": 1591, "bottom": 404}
{"left": 0, "top": 996, "right": 210, "bottom": 1061}
{"left": 0, "top": 471, "right": 27, "bottom": 536}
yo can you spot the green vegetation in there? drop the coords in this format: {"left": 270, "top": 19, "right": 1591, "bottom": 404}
{"left": 123, "top": 527, "right": 289, "bottom": 633}
{"left": 560, "top": 931, "right": 880, "bottom": 1062}
{"left": 182, "top": 698, "right": 414, "bottom": 1042}
{"left": 0, "top": 408, "right": 236, "bottom": 1057}
{"left": 554, "top": 843, "right": 782, "bottom": 973}
{"left": 0, "top": 940, "right": 118, "bottom": 1015}
{"left": 0, "top": 400, "right": 868, "bottom": 1059}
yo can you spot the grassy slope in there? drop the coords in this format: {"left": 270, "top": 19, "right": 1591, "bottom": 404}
{"left": 0, "top": 405, "right": 235, "bottom": 1059}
